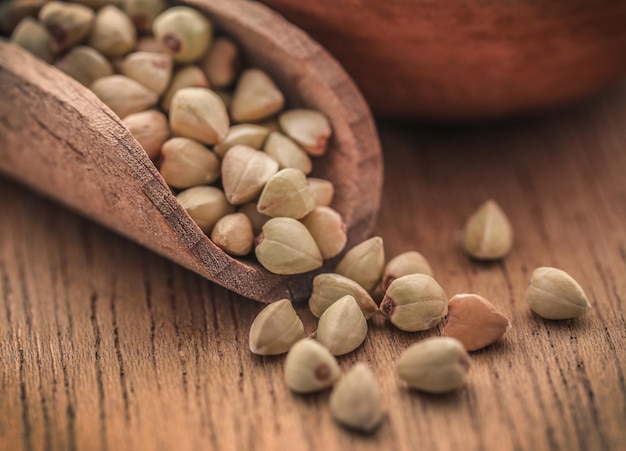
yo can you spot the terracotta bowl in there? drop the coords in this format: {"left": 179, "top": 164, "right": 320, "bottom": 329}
{"left": 260, "top": 0, "right": 626, "bottom": 119}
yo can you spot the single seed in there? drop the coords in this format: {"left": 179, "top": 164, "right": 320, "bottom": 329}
{"left": 161, "top": 65, "right": 209, "bottom": 112}
{"left": 121, "top": 0, "right": 166, "bottom": 33}
{"left": 56, "top": 45, "right": 113, "bottom": 86}
{"left": 122, "top": 110, "right": 169, "bottom": 160}
{"left": 330, "top": 363, "right": 383, "bottom": 433}
{"left": 300, "top": 206, "right": 346, "bottom": 259}
{"left": 257, "top": 168, "right": 315, "bottom": 219}
{"left": 442, "top": 293, "right": 511, "bottom": 351}
{"left": 463, "top": 199, "right": 513, "bottom": 260}
{"left": 396, "top": 337, "right": 470, "bottom": 393}
{"left": 39, "top": 1, "right": 95, "bottom": 52}
{"left": 176, "top": 186, "right": 234, "bottom": 233}
{"left": 221, "top": 145, "right": 278, "bottom": 205}
{"left": 120, "top": 51, "right": 172, "bottom": 96}
{"left": 238, "top": 203, "right": 270, "bottom": 236}
{"left": 255, "top": 217, "right": 323, "bottom": 275}
{"left": 169, "top": 87, "right": 229, "bottom": 145}
{"left": 307, "top": 177, "right": 334, "bottom": 207}
{"left": 309, "top": 273, "right": 378, "bottom": 319}
{"left": 382, "top": 251, "right": 433, "bottom": 291}
{"left": 201, "top": 37, "right": 240, "bottom": 88}
{"left": 279, "top": 109, "right": 332, "bottom": 156}
{"left": 335, "top": 237, "right": 385, "bottom": 292}
{"left": 249, "top": 298, "right": 305, "bottom": 355}
{"left": 159, "top": 137, "right": 221, "bottom": 189}
{"left": 210, "top": 213, "right": 254, "bottom": 256}
{"left": 380, "top": 274, "right": 448, "bottom": 332}
{"left": 90, "top": 75, "right": 158, "bottom": 119}
{"left": 526, "top": 267, "right": 591, "bottom": 319}
{"left": 263, "top": 131, "right": 312, "bottom": 174}
{"left": 10, "top": 17, "right": 55, "bottom": 63}
{"left": 317, "top": 295, "right": 367, "bottom": 356}
{"left": 213, "top": 124, "right": 270, "bottom": 158}
{"left": 152, "top": 6, "right": 211, "bottom": 63}
{"left": 88, "top": 4, "right": 136, "bottom": 58}
{"left": 230, "top": 68, "right": 285, "bottom": 122}
{"left": 284, "top": 339, "right": 340, "bottom": 393}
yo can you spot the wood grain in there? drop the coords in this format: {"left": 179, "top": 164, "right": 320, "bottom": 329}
{"left": 0, "top": 0, "right": 382, "bottom": 304}
{"left": 1, "top": 82, "right": 626, "bottom": 450}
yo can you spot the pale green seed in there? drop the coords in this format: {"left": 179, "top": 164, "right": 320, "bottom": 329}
{"left": 257, "top": 168, "right": 315, "bottom": 219}
{"left": 308, "top": 273, "right": 378, "bottom": 319}
{"left": 176, "top": 186, "right": 234, "bottom": 233}
{"left": 335, "top": 237, "right": 385, "bottom": 292}
{"left": 284, "top": 339, "right": 340, "bottom": 393}
{"left": 526, "top": 267, "right": 591, "bottom": 319}
{"left": 380, "top": 274, "right": 448, "bottom": 332}
{"left": 249, "top": 299, "right": 306, "bottom": 355}
{"left": 255, "top": 217, "right": 322, "bottom": 275}
{"left": 316, "top": 295, "right": 367, "bottom": 356}
{"left": 396, "top": 337, "right": 470, "bottom": 393}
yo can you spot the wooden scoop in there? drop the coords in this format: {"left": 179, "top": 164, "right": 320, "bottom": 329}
{"left": 0, "top": 0, "right": 382, "bottom": 303}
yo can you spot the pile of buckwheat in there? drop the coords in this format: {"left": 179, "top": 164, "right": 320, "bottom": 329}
{"left": 250, "top": 201, "right": 591, "bottom": 433}
{"left": 3, "top": 0, "right": 593, "bottom": 436}
{"left": 5, "top": 0, "right": 341, "bottom": 274}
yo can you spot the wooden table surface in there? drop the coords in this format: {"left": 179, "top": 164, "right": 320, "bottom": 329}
{"left": 1, "top": 83, "right": 626, "bottom": 451}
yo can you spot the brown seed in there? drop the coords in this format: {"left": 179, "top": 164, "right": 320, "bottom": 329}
{"left": 210, "top": 212, "right": 254, "bottom": 256}
{"left": 176, "top": 186, "right": 234, "bottom": 233}
{"left": 122, "top": 110, "right": 169, "bottom": 160}
{"left": 90, "top": 75, "right": 158, "bottom": 119}
{"left": 159, "top": 137, "right": 221, "bottom": 189}
{"left": 442, "top": 294, "right": 511, "bottom": 351}
{"left": 201, "top": 37, "right": 240, "bottom": 89}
